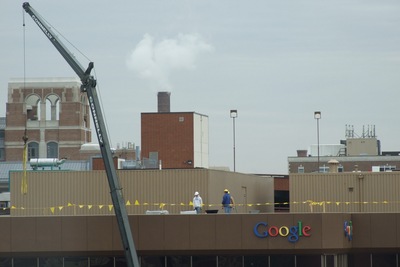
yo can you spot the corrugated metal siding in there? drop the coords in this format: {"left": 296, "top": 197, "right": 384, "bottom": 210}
{"left": 10, "top": 169, "right": 273, "bottom": 216}
{"left": 290, "top": 172, "right": 400, "bottom": 213}
{"left": 208, "top": 170, "right": 274, "bottom": 213}
{"left": 120, "top": 169, "right": 209, "bottom": 215}
{"left": 10, "top": 169, "right": 210, "bottom": 216}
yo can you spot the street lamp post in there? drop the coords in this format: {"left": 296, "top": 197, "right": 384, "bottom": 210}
{"left": 314, "top": 111, "right": 321, "bottom": 173}
{"left": 230, "top": 110, "right": 238, "bottom": 172}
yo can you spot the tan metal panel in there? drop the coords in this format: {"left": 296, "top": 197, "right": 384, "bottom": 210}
{"left": 290, "top": 172, "right": 400, "bottom": 213}
{"left": 120, "top": 169, "right": 209, "bottom": 215}
{"left": 10, "top": 169, "right": 272, "bottom": 216}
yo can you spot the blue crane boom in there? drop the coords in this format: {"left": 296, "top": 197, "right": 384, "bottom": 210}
{"left": 22, "top": 3, "right": 140, "bottom": 266}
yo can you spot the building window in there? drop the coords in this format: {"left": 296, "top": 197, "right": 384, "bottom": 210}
{"left": 380, "top": 165, "right": 396, "bottom": 172}
{"left": 28, "top": 142, "right": 39, "bottom": 160}
{"left": 193, "top": 255, "right": 216, "bottom": 267}
{"left": 270, "top": 255, "right": 295, "bottom": 267}
{"left": 25, "top": 94, "right": 41, "bottom": 121}
{"left": 45, "top": 94, "right": 60, "bottom": 121}
{"left": 64, "top": 257, "right": 88, "bottom": 266}
{"left": 14, "top": 257, "right": 36, "bottom": 267}
{"left": 371, "top": 253, "right": 397, "bottom": 267}
{"left": 322, "top": 254, "right": 335, "bottom": 267}
{"left": 166, "top": 256, "right": 190, "bottom": 267}
{"left": 217, "top": 255, "right": 242, "bottom": 267}
{"left": 244, "top": 255, "right": 268, "bottom": 266}
{"left": 338, "top": 165, "right": 344, "bottom": 172}
{"left": 0, "top": 258, "right": 11, "bottom": 267}
{"left": 115, "top": 257, "right": 127, "bottom": 267}
{"left": 298, "top": 165, "right": 304, "bottom": 173}
{"left": 47, "top": 142, "right": 58, "bottom": 159}
{"left": 89, "top": 257, "right": 114, "bottom": 267}
{"left": 319, "top": 165, "right": 329, "bottom": 173}
{"left": 141, "top": 256, "right": 165, "bottom": 267}
{"left": 297, "top": 255, "right": 322, "bottom": 267}
{"left": 39, "top": 257, "right": 63, "bottom": 266}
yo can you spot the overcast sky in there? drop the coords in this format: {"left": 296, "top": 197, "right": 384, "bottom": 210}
{"left": 1, "top": 1, "right": 400, "bottom": 174}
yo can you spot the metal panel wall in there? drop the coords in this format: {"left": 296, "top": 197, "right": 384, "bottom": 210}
{"left": 0, "top": 213, "right": 361, "bottom": 255}
{"left": 208, "top": 170, "right": 274, "bottom": 214}
{"left": 290, "top": 172, "right": 400, "bottom": 213}
{"left": 2, "top": 213, "right": 400, "bottom": 257}
{"left": 10, "top": 169, "right": 273, "bottom": 216}
{"left": 121, "top": 169, "right": 209, "bottom": 215}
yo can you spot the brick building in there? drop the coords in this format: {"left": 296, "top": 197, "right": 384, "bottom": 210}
{"left": 141, "top": 92, "right": 209, "bottom": 169}
{"left": 5, "top": 77, "right": 91, "bottom": 161}
{"left": 0, "top": 117, "right": 5, "bottom": 161}
{"left": 288, "top": 135, "right": 400, "bottom": 173}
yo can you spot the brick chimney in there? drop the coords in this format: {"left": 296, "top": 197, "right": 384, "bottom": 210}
{"left": 157, "top": 92, "right": 171, "bottom": 113}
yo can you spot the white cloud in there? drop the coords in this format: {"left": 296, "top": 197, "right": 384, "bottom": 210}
{"left": 126, "top": 33, "right": 214, "bottom": 90}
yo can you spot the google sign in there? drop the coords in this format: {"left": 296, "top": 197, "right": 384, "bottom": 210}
{"left": 253, "top": 221, "right": 311, "bottom": 243}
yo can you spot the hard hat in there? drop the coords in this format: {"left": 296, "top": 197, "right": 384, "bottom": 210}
{"left": 224, "top": 189, "right": 229, "bottom": 192}
{"left": 194, "top": 191, "right": 199, "bottom": 195}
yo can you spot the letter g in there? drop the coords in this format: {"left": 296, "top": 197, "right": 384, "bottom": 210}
{"left": 288, "top": 226, "right": 299, "bottom": 243}
{"left": 254, "top": 222, "right": 268, "bottom": 238}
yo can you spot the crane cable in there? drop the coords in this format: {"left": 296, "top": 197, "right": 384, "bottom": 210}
{"left": 22, "top": 9, "right": 114, "bottom": 159}
{"left": 22, "top": 9, "right": 28, "bottom": 195}
{"left": 40, "top": 16, "right": 114, "bottom": 149}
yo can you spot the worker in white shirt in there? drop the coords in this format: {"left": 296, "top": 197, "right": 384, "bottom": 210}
{"left": 192, "top": 191, "right": 203, "bottom": 214}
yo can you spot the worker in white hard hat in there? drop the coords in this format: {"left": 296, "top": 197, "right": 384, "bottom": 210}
{"left": 192, "top": 191, "right": 203, "bottom": 214}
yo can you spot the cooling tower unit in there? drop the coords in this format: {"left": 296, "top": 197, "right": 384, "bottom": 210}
{"left": 158, "top": 91, "right": 171, "bottom": 113}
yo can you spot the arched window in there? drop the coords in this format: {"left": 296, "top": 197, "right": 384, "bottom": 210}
{"left": 28, "top": 142, "right": 39, "bottom": 160}
{"left": 25, "top": 94, "right": 41, "bottom": 121}
{"left": 47, "top": 142, "right": 59, "bottom": 158}
{"left": 45, "top": 94, "right": 60, "bottom": 121}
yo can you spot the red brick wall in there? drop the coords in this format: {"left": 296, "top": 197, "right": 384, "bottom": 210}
{"left": 141, "top": 113, "right": 194, "bottom": 169}
{"left": 59, "top": 102, "right": 83, "bottom": 126}
{"left": 274, "top": 177, "right": 289, "bottom": 191}
{"left": 5, "top": 148, "right": 24, "bottom": 161}
{"left": 92, "top": 157, "right": 119, "bottom": 170}
{"left": 5, "top": 84, "right": 91, "bottom": 161}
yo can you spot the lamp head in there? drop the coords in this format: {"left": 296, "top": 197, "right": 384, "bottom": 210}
{"left": 230, "top": 109, "right": 238, "bottom": 118}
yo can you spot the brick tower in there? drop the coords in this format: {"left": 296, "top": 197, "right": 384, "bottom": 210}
{"left": 141, "top": 92, "right": 209, "bottom": 169}
{"left": 5, "top": 77, "right": 91, "bottom": 161}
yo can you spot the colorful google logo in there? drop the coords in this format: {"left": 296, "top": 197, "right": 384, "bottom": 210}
{"left": 253, "top": 221, "right": 311, "bottom": 243}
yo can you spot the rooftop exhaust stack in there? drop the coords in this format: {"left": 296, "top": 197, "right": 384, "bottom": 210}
{"left": 158, "top": 91, "right": 171, "bottom": 113}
